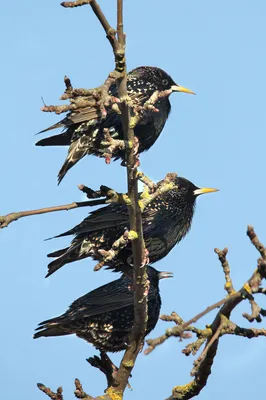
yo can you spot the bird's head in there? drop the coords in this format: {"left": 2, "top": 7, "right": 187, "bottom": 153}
{"left": 131, "top": 66, "right": 195, "bottom": 96}
{"left": 173, "top": 177, "right": 219, "bottom": 206}
{"left": 147, "top": 266, "right": 173, "bottom": 286}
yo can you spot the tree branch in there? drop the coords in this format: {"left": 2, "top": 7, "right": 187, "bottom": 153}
{"left": 0, "top": 199, "right": 105, "bottom": 229}
{"left": 0, "top": 173, "right": 175, "bottom": 231}
{"left": 164, "top": 226, "right": 266, "bottom": 400}
{"left": 0, "top": 184, "right": 120, "bottom": 229}
{"left": 87, "top": 352, "right": 121, "bottom": 389}
{"left": 104, "top": 0, "right": 148, "bottom": 395}
{"left": 37, "top": 383, "right": 63, "bottom": 400}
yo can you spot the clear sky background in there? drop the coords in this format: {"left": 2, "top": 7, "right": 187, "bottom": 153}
{"left": 1, "top": 1, "right": 266, "bottom": 399}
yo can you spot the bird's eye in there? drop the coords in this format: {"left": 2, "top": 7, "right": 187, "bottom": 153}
{"left": 162, "top": 79, "right": 168, "bottom": 86}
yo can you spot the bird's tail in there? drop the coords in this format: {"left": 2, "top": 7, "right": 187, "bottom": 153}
{"left": 36, "top": 132, "right": 71, "bottom": 147}
{"left": 37, "top": 121, "right": 64, "bottom": 134}
{"left": 36, "top": 123, "right": 73, "bottom": 146}
{"left": 45, "top": 241, "right": 82, "bottom": 278}
{"left": 47, "top": 247, "right": 69, "bottom": 257}
{"left": 34, "top": 327, "right": 70, "bottom": 339}
{"left": 45, "top": 227, "right": 78, "bottom": 241}
{"left": 34, "top": 315, "right": 70, "bottom": 339}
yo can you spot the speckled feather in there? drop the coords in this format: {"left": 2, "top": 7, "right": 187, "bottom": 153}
{"left": 36, "top": 67, "right": 176, "bottom": 183}
{"left": 46, "top": 177, "right": 198, "bottom": 277}
{"left": 34, "top": 266, "right": 163, "bottom": 352}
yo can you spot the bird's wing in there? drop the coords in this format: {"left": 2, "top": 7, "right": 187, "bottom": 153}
{"left": 36, "top": 279, "right": 137, "bottom": 329}
{"left": 65, "top": 107, "right": 101, "bottom": 126}
{"left": 51, "top": 203, "right": 129, "bottom": 239}
{"left": 68, "top": 281, "right": 134, "bottom": 317}
{"left": 68, "top": 279, "right": 157, "bottom": 320}
{"left": 68, "top": 83, "right": 120, "bottom": 126}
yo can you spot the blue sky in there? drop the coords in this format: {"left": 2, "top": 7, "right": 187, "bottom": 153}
{"left": 1, "top": 1, "right": 266, "bottom": 399}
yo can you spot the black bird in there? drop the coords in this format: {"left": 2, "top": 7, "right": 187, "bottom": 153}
{"left": 36, "top": 66, "right": 194, "bottom": 184}
{"left": 45, "top": 176, "right": 218, "bottom": 277}
{"left": 34, "top": 266, "right": 172, "bottom": 352}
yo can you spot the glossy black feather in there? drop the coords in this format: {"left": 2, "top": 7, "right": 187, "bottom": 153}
{"left": 34, "top": 266, "right": 166, "bottom": 352}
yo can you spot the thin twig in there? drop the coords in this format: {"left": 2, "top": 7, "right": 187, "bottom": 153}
{"left": 0, "top": 199, "right": 105, "bottom": 229}
{"left": 247, "top": 225, "right": 266, "bottom": 258}
{"left": 61, "top": 0, "right": 93, "bottom": 7}
{"left": 94, "top": 229, "right": 135, "bottom": 271}
{"left": 214, "top": 247, "right": 235, "bottom": 294}
{"left": 37, "top": 383, "right": 63, "bottom": 400}
{"left": 145, "top": 297, "right": 227, "bottom": 355}
{"left": 87, "top": 352, "right": 119, "bottom": 389}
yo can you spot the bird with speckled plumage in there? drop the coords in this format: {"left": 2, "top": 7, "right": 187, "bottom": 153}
{"left": 34, "top": 266, "right": 172, "bottom": 353}
{"left": 36, "top": 66, "right": 194, "bottom": 184}
{"left": 45, "top": 176, "right": 218, "bottom": 278}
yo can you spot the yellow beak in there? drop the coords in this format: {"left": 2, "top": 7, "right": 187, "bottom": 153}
{"left": 171, "top": 85, "right": 196, "bottom": 95}
{"left": 193, "top": 187, "right": 219, "bottom": 196}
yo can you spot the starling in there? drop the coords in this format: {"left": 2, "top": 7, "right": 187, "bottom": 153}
{"left": 34, "top": 266, "right": 172, "bottom": 352}
{"left": 45, "top": 176, "right": 218, "bottom": 277}
{"left": 36, "top": 66, "right": 194, "bottom": 184}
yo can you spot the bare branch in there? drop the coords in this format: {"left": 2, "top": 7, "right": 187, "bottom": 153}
{"left": 145, "top": 298, "right": 226, "bottom": 355}
{"left": 61, "top": 0, "right": 94, "bottom": 8}
{"left": 102, "top": 0, "right": 148, "bottom": 394}
{"left": 165, "top": 226, "right": 266, "bottom": 400}
{"left": 242, "top": 297, "right": 266, "bottom": 323}
{"left": 74, "top": 379, "right": 91, "bottom": 399}
{"left": 0, "top": 199, "right": 105, "bottom": 229}
{"left": 93, "top": 229, "right": 133, "bottom": 271}
{"left": 37, "top": 383, "right": 63, "bottom": 400}
{"left": 214, "top": 247, "right": 235, "bottom": 294}
{"left": 87, "top": 352, "right": 120, "bottom": 389}
{"left": 247, "top": 225, "right": 266, "bottom": 258}
{"left": 0, "top": 172, "right": 177, "bottom": 231}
